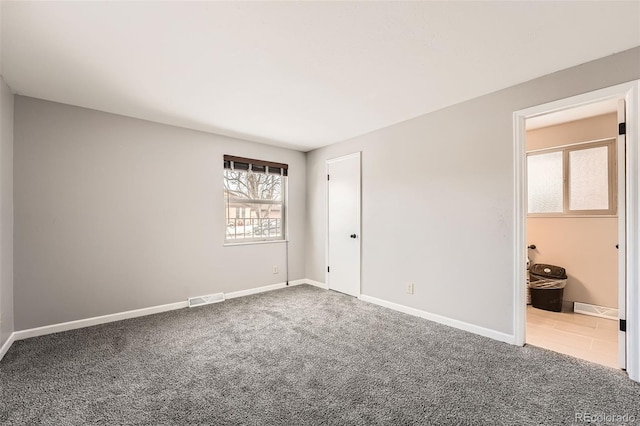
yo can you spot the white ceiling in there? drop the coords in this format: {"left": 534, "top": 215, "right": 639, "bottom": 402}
{"left": 526, "top": 98, "right": 619, "bottom": 130}
{"left": 1, "top": 1, "right": 639, "bottom": 151}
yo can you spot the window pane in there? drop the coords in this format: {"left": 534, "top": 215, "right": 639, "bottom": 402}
{"left": 224, "top": 166, "right": 284, "bottom": 241}
{"left": 569, "top": 146, "right": 609, "bottom": 211}
{"left": 527, "top": 151, "right": 563, "bottom": 213}
{"left": 224, "top": 170, "right": 281, "bottom": 202}
{"left": 225, "top": 203, "right": 283, "bottom": 240}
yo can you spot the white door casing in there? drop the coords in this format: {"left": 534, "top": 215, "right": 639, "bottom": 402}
{"left": 618, "top": 98, "right": 627, "bottom": 370}
{"left": 326, "top": 152, "right": 361, "bottom": 297}
{"left": 513, "top": 80, "right": 640, "bottom": 382}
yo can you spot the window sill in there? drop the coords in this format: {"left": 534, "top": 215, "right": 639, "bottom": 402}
{"left": 223, "top": 239, "right": 288, "bottom": 247}
{"left": 527, "top": 214, "right": 618, "bottom": 219}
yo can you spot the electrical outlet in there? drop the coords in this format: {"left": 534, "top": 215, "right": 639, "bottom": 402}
{"left": 406, "top": 283, "right": 414, "bottom": 294}
{"left": 273, "top": 265, "right": 278, "bottom": 274}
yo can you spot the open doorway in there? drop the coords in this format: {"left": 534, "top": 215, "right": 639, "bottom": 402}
{"left": 513, "top": 81, "right": 640, "bottom": 382}
{"left": 524, "top": 100, "right": 620, "bottom": 368}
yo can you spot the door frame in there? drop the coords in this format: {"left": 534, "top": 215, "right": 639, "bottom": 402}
{"left": 325, "top": 152, "right": 362, "bottom": 297}
{"left": 513, "top": 80, "right": 640, "bottom": 381}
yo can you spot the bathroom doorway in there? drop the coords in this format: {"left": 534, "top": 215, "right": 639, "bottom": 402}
{"left": 524, "top": 100, "right": 620, "bottom": 368}
{"left": 513, "top": 81, "right": 640, "bottom": 381}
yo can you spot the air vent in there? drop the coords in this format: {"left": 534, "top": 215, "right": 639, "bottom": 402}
{"left": 573, "top": 302, "right": 618, "bottom": 320}
{"left": 188, "top": 293, "right": 225, "bottom": 308}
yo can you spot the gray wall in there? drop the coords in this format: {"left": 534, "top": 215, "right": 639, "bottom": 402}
{"left": 14, "top": 97, "right": 306, "bottom": 330}
{"left": 0, "top": 75, "right": 14, "bottom": 347}
{"left": 305, "top": 47, "right": 640, "bottom": 335}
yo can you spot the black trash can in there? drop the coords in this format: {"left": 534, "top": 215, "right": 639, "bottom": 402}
{"left": 529, "top": 264, "right": 567, "bottom": 312}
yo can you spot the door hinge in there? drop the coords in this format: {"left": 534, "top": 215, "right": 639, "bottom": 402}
{"left": 620, "top": 319, "right": 627, "bottom": 332}
{"left": 327, "top": 266, "right": 330, "bottom": 273}
{"left": 327, "top": 174, "right": 330, "bottom": 181}
{"left": 619, "top": 122, "right": 626, "bottom": 135}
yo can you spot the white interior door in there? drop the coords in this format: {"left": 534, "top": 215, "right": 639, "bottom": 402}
{"left": 617, "top": 98, "right": 627, "bottom": 370}
{"left": 327, "top": 152, "right": 361, "bottom": 297}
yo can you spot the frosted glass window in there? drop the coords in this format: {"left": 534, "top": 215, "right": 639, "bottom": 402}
{"left": 527, "top": 151, "right": 563, "bottom": 213}
{"left": 569, "top": 146, "right": 609, "bottom": 211}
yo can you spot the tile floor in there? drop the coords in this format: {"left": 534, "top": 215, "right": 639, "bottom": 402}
{"left": 526, "top": 305, "right": 619, "bottom": 368}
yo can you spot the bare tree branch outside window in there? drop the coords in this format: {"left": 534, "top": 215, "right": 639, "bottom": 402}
{"left": 224, "top": 169, "right": 285, "bottom": 241}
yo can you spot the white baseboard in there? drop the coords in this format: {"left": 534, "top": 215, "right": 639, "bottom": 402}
{"left": 359, "top": 294, "right": 516, "bottom": 345}
{"left": 225, "top": 281, "right": 291, "bottom": 299}
{"left": 13, "top": 301, "right": 189, "bottom": 341}
{"left": 9, "top": 279, "right": 316, "bottom": 345}
{"left": 0, "top": 332, "right": 15, "bottom": 362}
{"left": 304, "top": 279, "right": 328, "bottom": 290}
{"left": 224, "top": 279, "right": 325, "bottom": 299}
{"left": 5, "top": 280, "right": 512, "bottom": 361}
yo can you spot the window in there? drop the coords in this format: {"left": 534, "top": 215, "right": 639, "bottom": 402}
{"left": 527, "top": 140, "right": 616, "bottom": 216}
{"left": 223, "top": 155, "right": 287, "bottom": 243}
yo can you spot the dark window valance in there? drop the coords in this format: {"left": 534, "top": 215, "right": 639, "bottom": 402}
{"left": 223, "top": 155, "right": 288, "bottom": 176}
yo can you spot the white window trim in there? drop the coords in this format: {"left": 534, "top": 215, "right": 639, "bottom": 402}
{"left": 223, "top": 169, "right": 287, "bottom": 245}
{"left": 527, "top": 138, "right": 617, "bottom": 217}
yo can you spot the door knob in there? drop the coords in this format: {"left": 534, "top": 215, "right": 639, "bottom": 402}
{"left": 350, "top": 234, "right": 357, "bottom": 239}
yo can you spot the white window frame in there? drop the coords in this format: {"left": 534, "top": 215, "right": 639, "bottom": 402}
{"left": 223, "top": 165, "right": 287, "bottom": 245}
{"left": 527, "top": 138, "right": 617, "bottom": 217}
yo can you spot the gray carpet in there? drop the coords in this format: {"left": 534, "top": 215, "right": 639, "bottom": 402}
{"left": 1, "top": 285, "right": 639, "bottom": 425}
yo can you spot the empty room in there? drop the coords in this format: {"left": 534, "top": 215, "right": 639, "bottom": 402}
{"left": 1, "top": 1, "right": 640, "bottom": 424}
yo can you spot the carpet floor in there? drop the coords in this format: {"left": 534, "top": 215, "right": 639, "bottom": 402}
{"left": 1, "top": 284, "right": 639, "bottom": 425}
